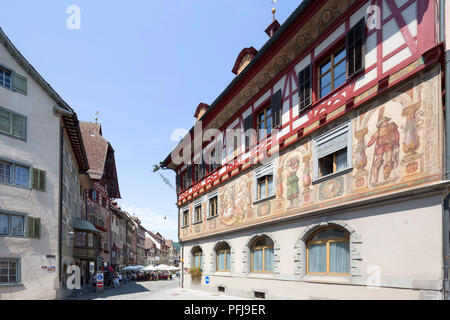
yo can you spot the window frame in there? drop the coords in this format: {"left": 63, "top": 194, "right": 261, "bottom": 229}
{"left": 216, "top": 242, "right": 231, "bottom": 272}
{"left": 313, "top": 121, "right": 352, "bottom": 182}
{"left": 182, "top": 208, "right": 189, "bottom": 228}
{"left": 193, "top": 202, "right": 202, "bottom": 224}
{"left": 250, "top": 236, "right": 274, "bottom": 274}
{"left": 0, "top": 66, "right": 12, "bottom": 90}
{"left": 0, "top": 258, "right": 21, "bottom": 285}
{"left": 318, "top": 45, "right": 347, "bottom": 100}
{"left": 192, "top": 247, "right": 203, "bottom": 268}
{"left": 207, "top": 192, "right": 219, "bottom": 219}
{"left": 306, "top": 227, "right": 350, "bottom": 276}
{"left": 253, "top": 161, "right": 276, "bottom": 203}
{"left": 0, "top": 106, "right": 27, "bottom": 141}
{"left": 0, "top": 158, "right": 31, "bottom": 189}
{"left": 0, "top": 210, "right": 27, "bottom": 238}
{"left": 256, "top": 103, "right": 272, "bottom": 142}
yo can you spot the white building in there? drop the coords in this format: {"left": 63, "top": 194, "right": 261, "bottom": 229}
{"left": 0, "top": 27, "right": 92, "bottom": 299}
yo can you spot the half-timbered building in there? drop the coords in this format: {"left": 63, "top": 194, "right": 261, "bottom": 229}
{"left": 162, "top": 0, "right": 449, "bottom": 299}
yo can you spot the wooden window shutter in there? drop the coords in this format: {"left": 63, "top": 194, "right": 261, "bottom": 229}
{"left": 27, "top": 217, "right": 41, "bottom": 239}
{"left": 187, "top": 165, "right": 192, "bottom": 187}
{"left": 32, "top": 168, "right": 46, "bottom": 191}
{"left": 298, "top": 65, "right": 312, "bottom": 113}
{"left": 271, "top": 90, "right": 282, "bottom": 129}
{"left": 346, "top": 18, "right": 366, "bottom": 77}
{"left": 176, "top": 174, "right": 181, "bottom": 193}
{"left": 12, "top": 73, "right": 27, "bottom": 95}
{"left": 243, "top": 115, "right": 253, "bottom": 150}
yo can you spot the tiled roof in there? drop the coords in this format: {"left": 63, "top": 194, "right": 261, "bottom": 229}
{"left": 80, "top": 121, "right": 109, "bottom": 180}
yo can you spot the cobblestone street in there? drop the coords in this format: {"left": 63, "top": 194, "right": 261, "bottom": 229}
{"left": 66, "top": 278, "right": 248, "bottom": 300}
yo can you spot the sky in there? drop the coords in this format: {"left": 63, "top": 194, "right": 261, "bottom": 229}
{"left": 0, "top": 0, "right": 302, "bottom": 241}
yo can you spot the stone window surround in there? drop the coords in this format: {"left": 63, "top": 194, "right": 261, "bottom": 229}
{"left": 210, "top": 240, "right": 234, "bottom": 273}
{"left": 242, "top": 232, "right": 280, "bottom": 275}
{"left": 294, "top": 219, "right": 362, "bottom": 280}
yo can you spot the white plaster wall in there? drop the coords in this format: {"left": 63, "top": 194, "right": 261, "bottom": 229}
{"left": 181, "top": 194, "right": 443, "bottom": 300}
{"left": 0, "top": 41, "right": 61, "bottom": 300}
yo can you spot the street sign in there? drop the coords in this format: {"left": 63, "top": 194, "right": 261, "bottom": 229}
{"left": 205, "top": 276, "right": 210, "bottom": 285}
{"left": 96, "top": 272, "right": 104, "bottom": 292}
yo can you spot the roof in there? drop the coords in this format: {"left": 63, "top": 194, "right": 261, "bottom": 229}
{"left": 71, "top": 218, "right": 99, "bottom": 233}
{"left": 162, "top": 0, "right": 315, "bottom": 169}
{"left": 80, "top": 122, "right": 109, "bottom": 180}
{"left": 0, "top": 26, "right": 90, "bottom": 172}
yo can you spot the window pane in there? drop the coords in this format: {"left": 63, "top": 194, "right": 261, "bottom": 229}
{"left": 226, "top": 252, "right": 231, "bottom": 271}
{"left": 320, "top": 84, "right": 331, "bottom": 98}
{"left": 258, "top": 179, "right": 266, "bottom": 199}
{"left": 320, "top": 71, "right": 332, "bottom": 88}
{"left": 0, "top": 162, "right": 12, "bottom": 184}
{"left": 14, "top": 166, "right": 29, "bottom": 187}
{"left": 266, "top": 108, "right": 271, "bottom": 116}
{"left": 267, "top": 176, "right": 274, "bottom": 196}
{"left": 11, "top": 215, "right": 24, "bottom": 236}
{"left": 311, "top": 228, "right": 347, "bottom": 241}
{"left": 218, "top": 252, "right": 225, "bottom": 270}
{"left": 329, "top": 241, "right": 350, "bottom": 274}
{"left": 320, "top": 59, "right": 331, "bottom": 74}
{"left": 336, "top": 148, "right": 348, "bottom": 171}
{"left": 252, "top": 249, "right": 263, "bottom": 272}
{"left": 264, "top": 248, "right": 274, "bottom": 272}
{"left": 334, "top": 48, "right": 346, "bottom": 63}
{"left": 0, "top": 109, "right": 11, "bottom": 134}
{"left": 0, "top": 214, "right": 9, "bottom": 234}
{"left": 308, "top": 243, "right": 327, "bottom": 273}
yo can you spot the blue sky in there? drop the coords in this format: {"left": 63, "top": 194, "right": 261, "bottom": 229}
{"left": 0, "top": 0, "right": 301, "bottom": 241}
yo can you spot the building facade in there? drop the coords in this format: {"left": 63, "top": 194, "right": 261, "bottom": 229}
{"left": 80, "top": 122, "right": 121, "bottom": 269}
{"left": 162, "top": 0, "right": 450, "bottom": 299}
{"left": 0, "top": 27, "right": 92, "bottom": 299}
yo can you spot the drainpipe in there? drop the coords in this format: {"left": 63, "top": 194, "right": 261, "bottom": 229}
{"left": 441, "top": 0, "right": 450, "bottom": 300}
{"left": 53, "top": 105, "right": 74, "bottom": 291}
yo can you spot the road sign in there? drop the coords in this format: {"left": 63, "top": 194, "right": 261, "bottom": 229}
{"left": 205, "top": 276, "right": 210, "bottom": 285}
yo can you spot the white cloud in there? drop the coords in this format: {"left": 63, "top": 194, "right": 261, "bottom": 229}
{"left": 118, "top": 203, "right": 178, "bottom": 241}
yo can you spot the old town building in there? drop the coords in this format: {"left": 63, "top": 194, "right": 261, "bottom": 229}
{"left": 0, "top": 27, "right": 93, "bottom": 299}
{"left": 162, "top": 0, "right": 450, "bottom": 299}
{"left": 80, "top": 122, "right": 121, "bottom": 269}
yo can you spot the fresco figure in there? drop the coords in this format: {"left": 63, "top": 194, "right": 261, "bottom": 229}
{"left": 367, "top": 116, "right": 400, "bottom": 184}
{"left": 286, "top": 157, "right": 300, "bottom": 206}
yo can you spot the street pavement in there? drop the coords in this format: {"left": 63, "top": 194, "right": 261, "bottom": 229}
{"left": 66, "top": 278, "right": 249, "bottom": 300}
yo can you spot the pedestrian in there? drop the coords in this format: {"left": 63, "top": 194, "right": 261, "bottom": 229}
{"left": 115, "top": 275, "right": 120, "bottom": 288}
{"left": 119, "top": 273, "right": 123, "bottom": 286}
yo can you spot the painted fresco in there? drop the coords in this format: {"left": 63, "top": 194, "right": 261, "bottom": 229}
{"left": 180, "top": 68, "right": 442, "bottom": 240}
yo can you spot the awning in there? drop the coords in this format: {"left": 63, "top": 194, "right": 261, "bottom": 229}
{"left": 71, "top": 218, "right": 99, "bottom": 233}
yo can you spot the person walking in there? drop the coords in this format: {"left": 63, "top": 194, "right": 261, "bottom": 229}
{"left": 119, "top": 273, "right": 123, "bottom": 287}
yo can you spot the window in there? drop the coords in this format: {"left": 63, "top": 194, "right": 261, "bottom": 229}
{"left": 318, "top": 47, "right": 346, "bottom": 99}
{"left": 251, "top": 236, "right": 274, "bottom": 273}
{"left": 0, "top": 212, "right": 26, "bottom": 237}
{"left": 254, "top": 161, "right": 275, "bottom": 202}
{"left": 208, "top": 195, "right": 218, "bottom": 218}
{"left": 0, "top": 159, "right": 30, "bottom": 188}
{"left": 314, "top": 122, "right": 351, "bottom": 179}
{"left": 91, "top": 190, "right": 98, "bottom": 201}
{"left": 182, "top": 171, "right": 188, "bottom": 190}
{"left": 216, "top": 242, "right": 231, "bottom": 272}
{"left": 182, "top": 209, "right": 189, "bottom": 227}
{"left": 306, "top": 227, "right": 350, "bottom": 275}
{"left": 0, "top": 259, "right": 20, "bottom": 284}
{"left": 0, "top": 107, "right": 26, "bottom": 140}
{"left": 194, "top": 204, "right": 202, "bottom": 223}
{"left": 298, "top": 65, "right": 312, "bottom": 113}
{"left": 347, "top": 18, "right": 366, "bottom": 78}
{"left": 257, "top": 106, "right": 272, "bottom": 141}
{"left": 0, "top": 68, "right": 12, "bottom": 89}
{"left": 192, "top": 246, "right": 203, "bottom": 268}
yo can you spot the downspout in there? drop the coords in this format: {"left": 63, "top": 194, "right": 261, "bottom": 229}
{"left": 53, "top": 105, "right": 73, "bottom": 292}
{"left": 441, "top": 0, "right": 450, "bottom": 300}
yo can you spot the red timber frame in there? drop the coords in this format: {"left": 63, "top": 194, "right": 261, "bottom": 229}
{"left": 176, "top": 0, "right": 442, "bottom": 206}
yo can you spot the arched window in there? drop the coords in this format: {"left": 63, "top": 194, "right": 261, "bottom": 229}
{"left": 216, "top": 242, "right": 231, "bottom": 272}
{"left": 306, "top": 227, "right": 350, "bottom": 275}
{"left": 192, "top": 246, "right": 203, "bottom": 268}
{"left": 250, "top": 236, "right": 274, "bottom": 273}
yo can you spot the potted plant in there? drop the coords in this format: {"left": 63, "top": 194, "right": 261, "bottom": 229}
{"left": 188, "top": 267, "right": 202, "bottom": 277}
